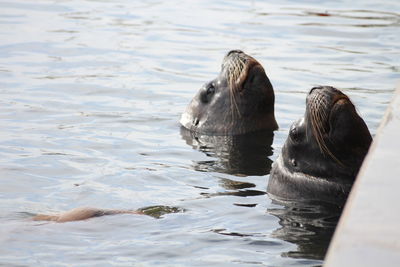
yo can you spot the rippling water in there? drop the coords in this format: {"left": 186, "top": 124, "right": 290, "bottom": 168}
{"left": 0, "top": 0, "right": 399, "bottom": 266}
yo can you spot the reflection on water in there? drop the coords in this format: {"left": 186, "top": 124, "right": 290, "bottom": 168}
{"left": 136, "top": 205, "right": 185, "bottom": 219}
{"left": 180, "top": 127, "right": 274, "bottom": 176}
{"left": 200, "top": 177, "right": 266, "bottom": 198}
{"left": 268, "top": 200, "right": 341, "bottom": 261}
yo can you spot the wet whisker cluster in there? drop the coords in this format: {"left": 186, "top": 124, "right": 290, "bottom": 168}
{"left": 309, "top": 94, "right": 343, "bottom": 165}
{"left": 223, "top": 56, "right": 247, "bottom": 121}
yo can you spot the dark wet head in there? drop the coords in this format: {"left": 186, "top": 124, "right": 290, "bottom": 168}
{"left": 180, "top": 50, "right": 277, "bottom": 135}
{"left": 283, "top": 86, "right": 372, "bottom": 180}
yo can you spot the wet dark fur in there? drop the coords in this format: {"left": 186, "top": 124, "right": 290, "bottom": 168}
{"left": 180, "top": 50, "right": 278, "bottom": 135}
{"left": 267, "top": 86, "right": 372, "bottom": 206}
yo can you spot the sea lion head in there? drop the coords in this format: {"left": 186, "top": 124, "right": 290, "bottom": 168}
{"left": 180, "top": 50, "right": 278, "bottom": 135}
{"left": 268, "top": 86, "right": 372, "bottom": 204}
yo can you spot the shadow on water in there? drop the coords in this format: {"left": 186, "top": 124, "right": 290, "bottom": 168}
{"left": 268, "top": 199, "right": 342, "bottom": 261}
{"left": 180, "top": 127, "right": 274, "bottom": 176}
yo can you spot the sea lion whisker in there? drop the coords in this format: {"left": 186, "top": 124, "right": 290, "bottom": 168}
{"left": 230, "top": 86, "right": 237, "bottom": 123}
{"left": 311, "top": 97, "right": 327, "bottom": 153}
{"left": 231, "top": 86, "right": 242, "bottom": 118}
{"left": 310, "top": 94, "right": 345, "bottom": 167}
{"left": 227, "top": 58, "right": 243, "bottom": 118}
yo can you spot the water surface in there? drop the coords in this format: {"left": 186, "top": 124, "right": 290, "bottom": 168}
{"left": 0, "top": 0, "right": 399, "bottom": 266}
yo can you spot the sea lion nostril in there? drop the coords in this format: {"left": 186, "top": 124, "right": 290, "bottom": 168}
{"left": 227, "top": 50, "right": 244, "bottom": 56}
{"left": 309, "top": 86, "right": 323, "bottom": 94}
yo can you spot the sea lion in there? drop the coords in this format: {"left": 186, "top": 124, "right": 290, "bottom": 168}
{"left": 267, "top": 86, "right": 372, "bottom": 206}
{"left": 32, "top": 207, "right": 142, "bottom": 223}
{"left": 32, "top": 206, "right": 183, "bottom": 223}
{"left": 180, "top": 50, "right": 278, "bottom": 135}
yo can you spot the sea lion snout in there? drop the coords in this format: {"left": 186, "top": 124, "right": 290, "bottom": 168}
{"left": 226, "top": 49, "right": 244, "bottom": 57}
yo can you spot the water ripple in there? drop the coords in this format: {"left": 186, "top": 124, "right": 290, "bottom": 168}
{"left": 0, "top": 0, "right": 399, "bottom": 266}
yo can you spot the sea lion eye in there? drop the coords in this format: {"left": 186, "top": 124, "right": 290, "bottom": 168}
{"left": 290, "top": 158, "right": 297, "bottom": 167}
{"left": 289, "top": 125, "right": 300, "bottom": 142}
{"left": 199, "top": 83, "right": 215, "bottom": 103}
{"left": 206, "top": 85, "right": 215, "bottom": 95}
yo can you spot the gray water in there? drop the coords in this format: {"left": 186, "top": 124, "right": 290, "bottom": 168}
{"left": 0, "top": 0, "right": 399, "bottom": 266}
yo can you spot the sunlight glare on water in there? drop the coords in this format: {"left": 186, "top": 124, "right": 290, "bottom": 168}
{"left": 0, "top": 0, "right": 399, "bottom": 266}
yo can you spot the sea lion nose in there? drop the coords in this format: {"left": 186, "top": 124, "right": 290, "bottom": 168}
{"left": 309, "top": 86, "right": 324, "bottom": 95}
{"left": 227, "top": 50, "right": 244, "bottom": 56}
{"left": 309, "top": 86, "right": 339, "bottom": 95}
